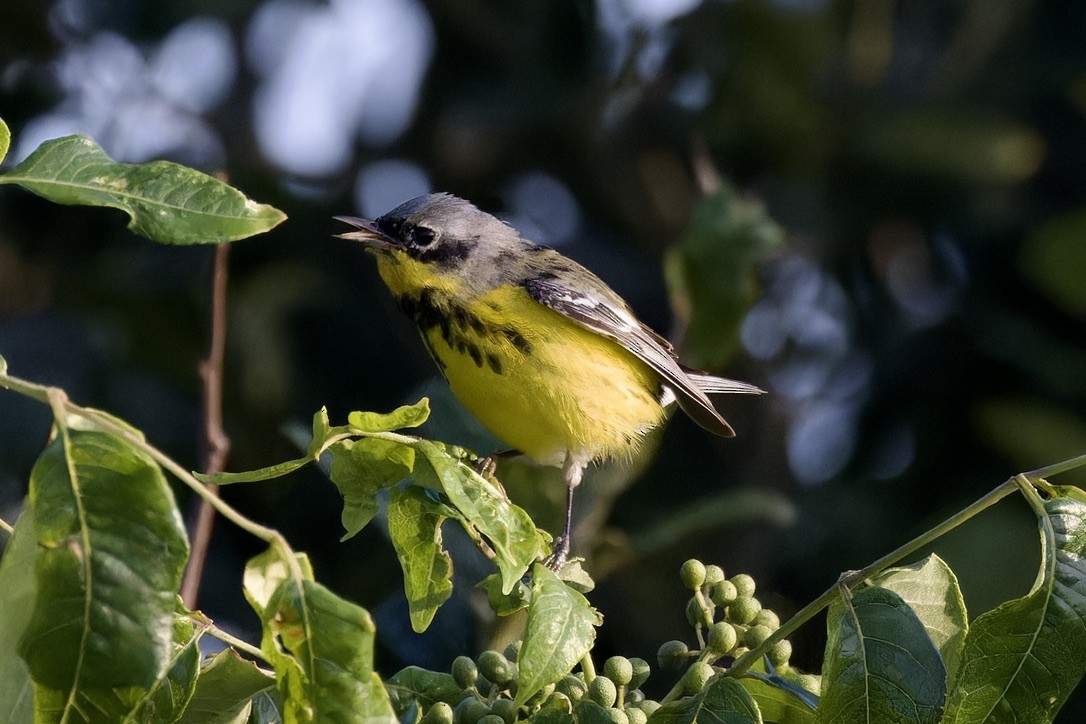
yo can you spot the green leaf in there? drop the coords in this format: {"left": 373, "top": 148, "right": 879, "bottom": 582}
{"left": 385, "top": 666, "right": 462, "bottom": 711}
{"left": 942, "top": 487, "right": 1086, "bottom": 722}
{"left": 32, "top": 614, "right": 205, "bottom": 723}
{"left": 329, "top": 438, "right": 416, "bottom": 540}
{"left": 740, "top": 677, "right": 816, "bottom": 724}
{"left": 348, "top": 398, "right": 431, "bottom": 432}
{"left": 0, "top": 117, "right": 10, "bottom": 165}
{"left": 817, "top": 586, "right": 946, "bottom": 724}
{"left": 195, "top": 456, "right": 311, "bottom": 485}
{"left": 515, "top": 564, "right": 602, "bottom": 708}
{"left": 479, "top": 572, "right": 531, "bottom": 617}
{"left": 868, "top": 555, "right": 967, "bottom": 683}
{"left": 738, "top": 660, "right": 816, "bottom": 724}
{"left": 573, "top": 699, "right": 618, "bottom": 723}
{"left": 666, "top": 181, "right": 784, "bottom": 370}
{"left": 650, "top": 676, "right": 764, "bottom": 723}
{"left": 0, "top": 135, "right": 285, "bottom": 244}
{"left": 178, "top": 649, "right": 276, "bottom": 724}
{"left": 19, "top": 428, "right": 190, "bottom": 698}
{"left": 243, "top": 545, "right": 397, "bottom": 722}
{"left": 387, "top": 486, "right": 455, "bottom": 633}
{"left": 416, "top": 440, "right": 544, "bottom": 594}
{"left": 1020, "top": 207, "right": 1086, "bottom": 316}
{"left": 0, "top": 508, "right": 38, "bottom": 723}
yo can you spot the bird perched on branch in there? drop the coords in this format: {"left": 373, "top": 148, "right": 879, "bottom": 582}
{"left": 337, "top": 193, "right": 762, "bottom": 564}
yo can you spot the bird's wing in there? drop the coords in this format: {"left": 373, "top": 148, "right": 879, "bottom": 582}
{"left": 522, "top": 258, "right": 744, "bottom": 437}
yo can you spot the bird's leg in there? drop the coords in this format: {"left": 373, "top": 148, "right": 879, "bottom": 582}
{"left": 547, "top": 455, "right": 585, "bottom": 569}
{"left": 474, "top": 449, "right": 520, "bottom": 481}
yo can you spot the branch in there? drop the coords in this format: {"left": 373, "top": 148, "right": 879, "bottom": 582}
{"left": 181, "top": 241, "right": 232, "bottom": 607}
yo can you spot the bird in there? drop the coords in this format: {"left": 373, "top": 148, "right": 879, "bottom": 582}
{"left": 336, "top": 193, "right": 762, "bottom": 564}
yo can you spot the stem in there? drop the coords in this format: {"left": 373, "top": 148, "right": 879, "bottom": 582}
{"left": 1023, "top": 453, "right": 1086, "bottom": 481}
{"left": 0, "top": 516, "right": 12, "bottom": 535}
{"left": 181, "top": 242, "right": 232, "bottom": 608}
{"left": 205, "top": 623, "right": 269, "bottom": 663}
{"left": 726, "top": 475, "right": 1022, "bottom": 678}
{"left": 580, "top": 651, "right": 596, "bottom": 684}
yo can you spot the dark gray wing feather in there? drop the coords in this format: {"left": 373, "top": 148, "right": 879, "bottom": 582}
{"left": 522, "top": 266, "right": 739, "bottom": 437}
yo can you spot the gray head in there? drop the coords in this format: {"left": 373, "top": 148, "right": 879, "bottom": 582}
{"left": 335, "top": 193, "right": 525, "bottom": 269}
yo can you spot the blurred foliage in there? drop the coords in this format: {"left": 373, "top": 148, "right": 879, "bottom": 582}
{"left": 2, "top": 0, "right": 1086, "bottom": 717}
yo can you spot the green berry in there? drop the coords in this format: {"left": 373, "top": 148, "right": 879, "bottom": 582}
{"left": 555, "top": 674, "right": 586, "bottom": 699}
{"left": 628, "top": 658, "right": 651, "bottom": 689}
{"left": 707, "top": 621, "right": 738, "bottom": 655}
{"left": 454, "top": 698, "right": 488, "bottom": 724}
{"left": 728, "top": 596, "right": 761, "bottom": 625}
{"left": 588, "top": 676, "right": 618, "bottom": 708}
{"left": 452, "top": 656, "right": 478, "bottom": 690}
{"left": 422, "top": 701, "right": 454, "bottom": 724}
{"left": 477, "top": 651, "right": 515, "bottom": 686}
{"left": 745, "top": 624, "right": 774, "bottom": 648}
{"left": 489, "top": 698, "right": 517, "bottom": 723}
{"left": 637, "top": 700, "right": 661, "bottom": 717}
{"left": 730, "top": 574, "right": 756, "bottom": 598}
{"left": 503, "top": 640, "right": 522, "bottom": 662}
{"left": 657, "top": 640, "right": 689, "bottom": 670}
{"left": 624, "top": 688, "right": 645, "bottom": 704}
{"left": 477, "top": 716, "right": 504, "bottom": 724}
{"left": 680, "top": 559, "right": 707, "bottom": 590}
{"left": 682, "top": 661, "right": 714, "bottom": 694}
{"left": 626, "top": 707, "right": 648, "bottom": 724}
{"left": 543, "top": 691, "right": 573, "bottom": 710}
{"left": 685, "top": 597, "right": 706, "bottom": 628}
{"left": 604, "top": 656, "right": 634, "bottom": 686}
{"left": 796, "top": 673, "right": 821, "bottom": 695}
{"left": 753, "top": 609, "right": 780, "bottom": 629}
{"left": 703, "top": 565, "right": 726, "bottom": 587}
{"left": 709, "top": 580, "right": 738, "bottom": 606}
{"left": 609, "top": 709, "right": 629, "bottom": 724}
{"left": 769, "top": 639, "right": 793, "bottom": 667}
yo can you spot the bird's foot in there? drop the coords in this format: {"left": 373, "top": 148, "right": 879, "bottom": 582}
{"left": 545, "top": 535, "right": 571, "bottom": 571}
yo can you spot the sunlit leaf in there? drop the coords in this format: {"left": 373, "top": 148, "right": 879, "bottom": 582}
{"left": 869, "top": 555, "right": 967, "bottom": 683}
{"left": 243, "top": 544, "right": 397, "bottom": 722}
{"left": 385, "top": 666, "right": 462, "bottom": 712}
{"left": 817, "top": 586, "right": 945, "bottom": 723}
{"left": 0, "top": 116, "right": 10, "bottom": 165}
{"left": 347, "top": 398, "right": 431, "bottom": 433}
{"left": 650, "top": 676, "right": 763, "bottom": 723}
{"left": 178, "top": 649, "right": 276, "bottom": 724}
{"left": 515, "top": 564, "right": 602, "bottom": 708}
{"left": 195, "top": 456, "right": 310, "bottom": 485}
{"left": 942, "top": 487, "right": 1086, "bottom": 722}
{"left": 478, "top": 572, "right": 531, "bottom": 617}
{"left": 416, "top": 440, "right": 544, "bottom": 594}
{"left": 19, "top": 428, "right": 190, "bottom": 700}
{"left": 330, "top": 438, "right": 416, "bottom": 540}
{"left": 0, "top": 135, "right": 285, "bottom": 244}
{"left": 387, "top": 486, "right": 454, "bottom": 632}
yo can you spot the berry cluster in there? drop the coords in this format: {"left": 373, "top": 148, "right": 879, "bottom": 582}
{"left": 657, "top": 559, "right": 818, "bottom": 696}
{"left": 406, "top": 559, "right": 816, "bottom": 722}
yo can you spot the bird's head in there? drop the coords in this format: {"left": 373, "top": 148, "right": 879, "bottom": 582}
{"left": 336, "top": 193, "right": 521, "bottom": 273}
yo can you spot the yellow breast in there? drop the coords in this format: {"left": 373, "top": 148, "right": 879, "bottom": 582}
{"left": 375, "top": 254, "right": 666, "bottom": 465}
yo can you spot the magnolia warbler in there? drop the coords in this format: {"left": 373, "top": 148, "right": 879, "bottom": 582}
{"left": 336, "top": 193, "right": 762, "bottom": 562}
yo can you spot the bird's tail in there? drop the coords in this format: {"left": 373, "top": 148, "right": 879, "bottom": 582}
{"left": 684, "top": 369, "right": 766, "bottom": 396}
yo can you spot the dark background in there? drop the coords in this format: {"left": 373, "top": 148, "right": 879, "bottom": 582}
{"left": 2, "top": 0, "right": 1085, "bottom": 715}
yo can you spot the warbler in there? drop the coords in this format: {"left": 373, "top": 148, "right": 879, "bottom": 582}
{"left": 336, "top": 193, "right": 762, "bottom": 562}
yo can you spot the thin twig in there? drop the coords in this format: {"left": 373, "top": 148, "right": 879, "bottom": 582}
{"left": 0, "top": 516, "right": 12, "bottom": 535}
{"left": 181, "top": 242, "right": 232, "bottom": 608}
{"left": 205, "top": 623, "right": 269, "bottom": 663}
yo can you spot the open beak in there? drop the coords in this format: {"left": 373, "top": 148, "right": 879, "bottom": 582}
{"left": 334, "top": 216, "right": 396, "bottom": 251}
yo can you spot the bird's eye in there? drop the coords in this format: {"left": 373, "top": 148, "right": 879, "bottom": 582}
{"left": 412, "top": 226, "right": 436, "bottom": 247}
